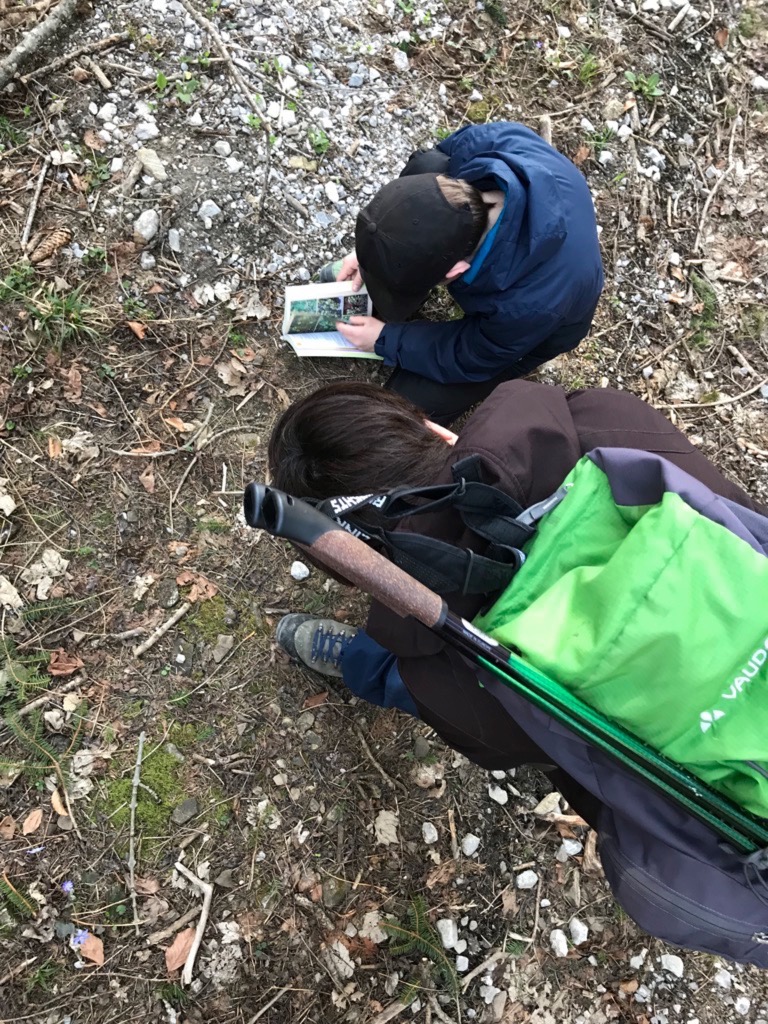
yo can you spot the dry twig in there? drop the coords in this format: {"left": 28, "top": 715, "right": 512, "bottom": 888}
{"left": 369, "top": 1003, "right": 410, "bottom": 1024}
{"left": 20, "top": 154, "right": 51, "bottom": 250}
{"left": 174, "top": 861, "right": 214, "bottom": 986}
{"left": 147, "top": 906, "right": 200, "bottom": 945}
{"left": 351, "top": 720, "right": 406, "bottom": 794}
{"left": 127, "top": 731, "right": 146, "bottom": 936}
{"left": 656, "top": 376, "right": 768, "bottom": 410}
{"left": 460, "top": 949, "right": 507, "bottom": 991}
{"left": 0, "top": 0, "right": 78, "bottom": 90}
{"left": 132, "top": 602, "right": 191, "bottom": 657}
{"left": 19, "top": 30, "right": 129, "bottom": 82}
{"left": 0, "top": 956, "right": 37, "bottom": 986}
{"left": 246, "top": 986, "right": 291, "bottom": 1023}
{"left": 16, "top": 676, "right": 83, "bottom": 718}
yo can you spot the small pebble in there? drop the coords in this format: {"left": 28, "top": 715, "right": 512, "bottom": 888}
{"left": 198, "top": 199, "right": 222, "bottom": 221}
{"left": 550, "top": 928, "right": 569, "bottom": 958}
{"left": 348, "top": 73, "right": 365, "bottom": 88}
{"left": 752, "top": 75, "right": 768, "bottom": 92}
{"left": 436, "top": 918, "right": 458, "bottom": 950}
{"left": 569, "top": 918, "right": 589, "bottom": 946}
{"left": 660, "top": 953, "right": 684, "bottom": 978}
{"left": 291, "top": 561, "right": 310, "bottom": 581}
{"left": 456, "top": 955, "right": 469, "bottom": 972}
{"left": 168, "top": 228, "right": 182, "bottom": 253}
{"left": 97, "top": 101, "right": 117, "bottom": 121}
{"left": 324, "top": 181, "right": 340, "bottom": 204}
{"left": 454, "top": 938, "right": 467, "bottom": 953}
{"left": 393, "top": 49, "right": 409, "bottom": 72}
{"left": 225, "top": 156, "right": 244, "bottom": 174}
{"left": 516, "top": 870, "right": 538, "bottom": 890}
{"left": 713, "top": 968, "right": 732, "bottom": 990}
{"left": 556, "top": 25, "right": 571, "bottom": 37}
{"left": 140, "top": 252, "right": 156, "bottom": 270}
{"left": 735, "top": 997, "right": 751, "bottom": 1016}
{"left": 461, "top": 833, "right": 480, "bottom": 856}
{"left": 214, "top": 140, "right": 232, "bottom": 156}
{"left": 422, "top": 821, "right": 438, "bottom": 844}
{"left": 488, "top": 784, "right": 508, "bottom": 805}
{"left": 133, "top": 209, "right": 160, "bottom": 244}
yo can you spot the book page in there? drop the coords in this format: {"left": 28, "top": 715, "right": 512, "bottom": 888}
{"left": 281, "top": 281, "right": 382, "bottom": 359}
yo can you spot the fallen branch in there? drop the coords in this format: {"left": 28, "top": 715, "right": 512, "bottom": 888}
{"left": 246, "top": 986, "right": 291, "bottom": 1024}
{"left": 656, "top": 377, "right": 768, "bottom": 411}
{"left": 127, "top": 732, "right": 147, "bottom": 937}
{"left": 428, "top": 995, "right": 459, "bottom": 1024}
{"left": 147, "top": 906, "right": 201, "bottom": 945}
{"left": 0, "top": 0, "right": 79, "bottom": 91}
{"left": 174, "top": 861, "right": 214, "bottom": 986}
{"left": 176, "top": 0, "right": 270, "bottom": 125}
{"left": 16, "top": 676, "right": 83, "bottom": 718}
{"left": 368, "top": 1002, "right": 410, "bottom": 1024}
{"left": 19, "top": 30, "right": 129, "bottom": 83}
{"left": 82, "top": 55, "right": 111, "bottom": 90}
{"left": 351, "top": 720, "right": 406, "bottom": 794}
{"left": 132, "top": 602, "right": 191, "bottom": 657}
{"left": 460, "top": 949, "right": 507, "bottom": 991}
{"left": 694, "top": 117, "right": 738, "bottom": 252}
{"left": 20, "top": 154, "right": 51, "bottom": 249}
{"left": 0, "top": 956, "right": 37, "bottom": 987}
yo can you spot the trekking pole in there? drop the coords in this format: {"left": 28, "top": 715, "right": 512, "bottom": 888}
{"left": 244, "top": 483, "right": 768, "bottom": 854}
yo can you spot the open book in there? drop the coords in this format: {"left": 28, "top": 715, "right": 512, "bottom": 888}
{"left": 281, "top": 281, "right": 382, "bottom": 359}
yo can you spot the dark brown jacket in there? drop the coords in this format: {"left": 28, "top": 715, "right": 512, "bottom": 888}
{"left": 366, "top": 381, "right": 762, "bottom": 773}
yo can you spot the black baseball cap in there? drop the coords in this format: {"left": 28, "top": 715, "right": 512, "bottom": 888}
{"left": 355, "top": 174, "right": 481, "bottom": 322}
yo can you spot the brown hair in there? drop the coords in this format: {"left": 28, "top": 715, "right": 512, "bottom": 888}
{"left": 437, "top": 174, "right": 487, "bottom": 253}
{"left": 268, "top": 382, "right": 450, "bottom": 499}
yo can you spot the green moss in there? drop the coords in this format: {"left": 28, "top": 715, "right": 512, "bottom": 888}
{"left": 168, "top": 722, "right": 209, "bottom": 750}
{"left": 690, "top": 271, "right": 719, "bottom": 348}
{"left": 467, "top": 100, "right": 491, "bottom": 124}
{"left": 739, "top": 10, "right": 765, "bottom": 38}
{"left": 181, "top": 595, "right": 228, "bottom": 642}
{"left": 102, "top": 748, "right": 183, "bottom": 840}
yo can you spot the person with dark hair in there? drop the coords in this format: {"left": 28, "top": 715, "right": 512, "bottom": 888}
{"left": 270, "top": 380, "right": 764, "bottom": 782}
{"left": 319, "top": 122, "right": 604, "bottom": 425}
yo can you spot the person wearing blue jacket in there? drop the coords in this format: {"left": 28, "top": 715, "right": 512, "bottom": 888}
{"left": 333, "top": 121, "right": 604, "bottom": 424}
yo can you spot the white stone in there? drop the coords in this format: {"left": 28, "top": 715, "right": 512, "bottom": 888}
{"left": 290, "top": 561, "right": 310, "bottom": 581}
{"left": 660, "top": 953, "right": 684, "bottom": 978}
{"left": 713, "top": 968, "right": 732, "bottom": 989}
{"left": 516, "top": 870, "right": 538, "bottom": 890}
{"left": 556, "top": 25, "right": 571, "bottom": 37}
{"left": 598, "top": 149, "right": 615, "bottom": 166}
{"left": 454, "top": 939, "right": 467, "bottom": 953}
{"left": 618, "top": 124, "right": 633, "bottom": 140}
{"left": 488, "top": 784, "right": 508, "bottom": 805}
{"left": 133, "top": 209, "right": 160, "bottom": 243}
{"left": 225, "top": 157, "right": 244, "bottom": 173}
{"left": 188, "top": 111, "right": 203, "bottom": 126}
{"left": 735, "top": 997, "right": 751, "bottom": 1016}
{"left": 168, "top": 228, "right": 182, "bottom": 252}
{"left": 422, "top": 821, "right": 438, "bottom": 844}
{"left": 324, "top": 181, "right": 340, "bottom": 204}
{"left": 456, "top": 955, "right": 469, "bottom": 972}
{"left": 393, "top": 48, "right": 409, "bottom": 72}
{"left": 436, "top": 918, "right": 458, "bottom": 950}
{"left": 642, "top": 0, "right": 660, "bottom": 10}
{"left": 137, "top": 147, "right": 167, "bottom": 181}
{"left": 183, "top": 31, "right": 195, "bottom": 49}
{"left": 198, "top": 199, "right": 222, "bottom": 221}
{"left": 469, "top": 89, "right": 483, "bottom": 102}
{"left": 461, "top": 833, "right": 481, "bottom": 857}
{"left": 97, "top": 102, "right": 117, "bottom": 121}
{"left": 135, "top": 121, "right": 159, "bottom": 141}
{"left": 140, "top": 252, "right": 156, "bottom": 270}
{"left": 580, "top": 116, "right": 595, "bottom": 132}
{"left": 752, "top": 75, "right": 768, "bottom": 92}
{"left": 110, "top": 157, "right": 124, "bottom": 172}
{"left": 214, "top": 140, "right": 232, "bottom": 157}
{"left": 550, "top": 928, "right": 569, "bottom": 957}
{"left": 556, "top": 839, "right": 583, "bottom": 861}
{"left": 569, "top": 918, "right": 589, "bottom": 945}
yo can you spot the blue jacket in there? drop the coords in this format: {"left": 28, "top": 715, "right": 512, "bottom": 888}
{"left": 374, "top": 122, "right": 604, "bottom": 384}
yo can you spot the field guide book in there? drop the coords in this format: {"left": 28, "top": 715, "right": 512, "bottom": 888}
{"left": 281, "top": 281, "right": 382, "bottom": 359}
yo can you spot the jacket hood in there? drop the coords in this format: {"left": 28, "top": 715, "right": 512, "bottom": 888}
{"left": 441, "top": 124, "right": 568, "bottom": 293}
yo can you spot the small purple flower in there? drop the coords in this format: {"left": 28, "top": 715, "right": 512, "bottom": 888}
{"left": 536, "top": 40, "right": 544, "bottom": 48}
{"left": 61, "top": 880, "right": 75, "bottom": 896}
{"left": 72, "top": 928, "right": 89, "bottom": 948}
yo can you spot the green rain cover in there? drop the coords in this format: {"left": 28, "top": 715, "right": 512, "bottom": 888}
{"left": 475, "top": 454, "right": 768, "bottom": 818}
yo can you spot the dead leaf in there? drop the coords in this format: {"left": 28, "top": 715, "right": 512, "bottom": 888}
{"left": 500, "top": 885, "right": 518, "bottom": 919}
{"left": 22, "top": 808, "right": 43, "bottom": 835}
{"left": 714, "top": 26, "right": 728, "bottom": 48}
{"left": 126, "top": 321, "right": 147, "bottom": 340}
{"left": 61, "top": 363, "right": 83, "bottom": 401}
{"left": 573, "top": 144, "right": 590, "bottom": 166}
{"left": 129, "top": 440, "right": 162, "bottom": 455}
{"left": 80, "top": 932, "right": 104, "bottom": 966}
{"left": 620, "top": 978, "right": 639, "bottom": 995}
{"left": 83, "top": 128, "right": 107, "bottom": 152}
{"left": 215, "top": 358, "right": 248, "bottom": 397}
{"left": 139, "top": 464, "right": 155, "bottom": 494}
{"left": 164, "top": 415, "right": 195, "bottom": 434}
{"left": 134, "top": 875, "right": 161, "bottom": 895}
{"left": 72, "top": 66, "right": 89, "bottom": 82}
{"left": 165, "top": 926, "right": 195, "bottom": 973}
{"left": 176, "top": 570, "right": 218, "bottom": 602}
{"left": 147, "top": 283, "right": 164, "bottom": 294}
{"left": 0, "top": 815, "right": 16, "bottom": 840}
{"left": 49, "top": 648, "right": 85, "bottom": 677}
{"left": 303, "top": 691, "right": 329, "bottom": 709}
{"left": 51, "top": 789, "right": 68, "bottom": 816}
{"left": 237, "top": 909, "right": 265, "bottom": 941}
{"left": 48, "top": 435, "right": 63, "bottom": 460}
{"left": 425, "top": 861, "right": 458, "bottom": 888}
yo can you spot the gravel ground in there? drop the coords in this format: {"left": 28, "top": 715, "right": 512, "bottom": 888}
{"left": 1, "top": 0, "right": 768, "bottom": 1021}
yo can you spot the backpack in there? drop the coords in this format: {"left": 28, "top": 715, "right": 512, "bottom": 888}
{"left": 310, "top": 448, "right": 768, "bottom": 967}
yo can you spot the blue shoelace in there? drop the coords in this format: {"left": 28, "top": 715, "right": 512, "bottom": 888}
{"left": 310, "top": 625, "right": 354, "bottom": 669}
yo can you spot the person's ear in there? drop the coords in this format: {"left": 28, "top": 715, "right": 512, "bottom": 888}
{"left": 445, "top": 260, "right": 471, "bottom": 281}
{"left": 424, "top": 419, "right": 458, "bottom": 445}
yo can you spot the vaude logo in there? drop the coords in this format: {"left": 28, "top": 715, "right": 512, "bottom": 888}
{"left": 700, "top": 710, "right": 725, "bottom": 733}
{"left": 722, "top": 636, "right": 768, "bottom": 701}
{"left": 697, "top": 637, "right": 768, "bottom": 733}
